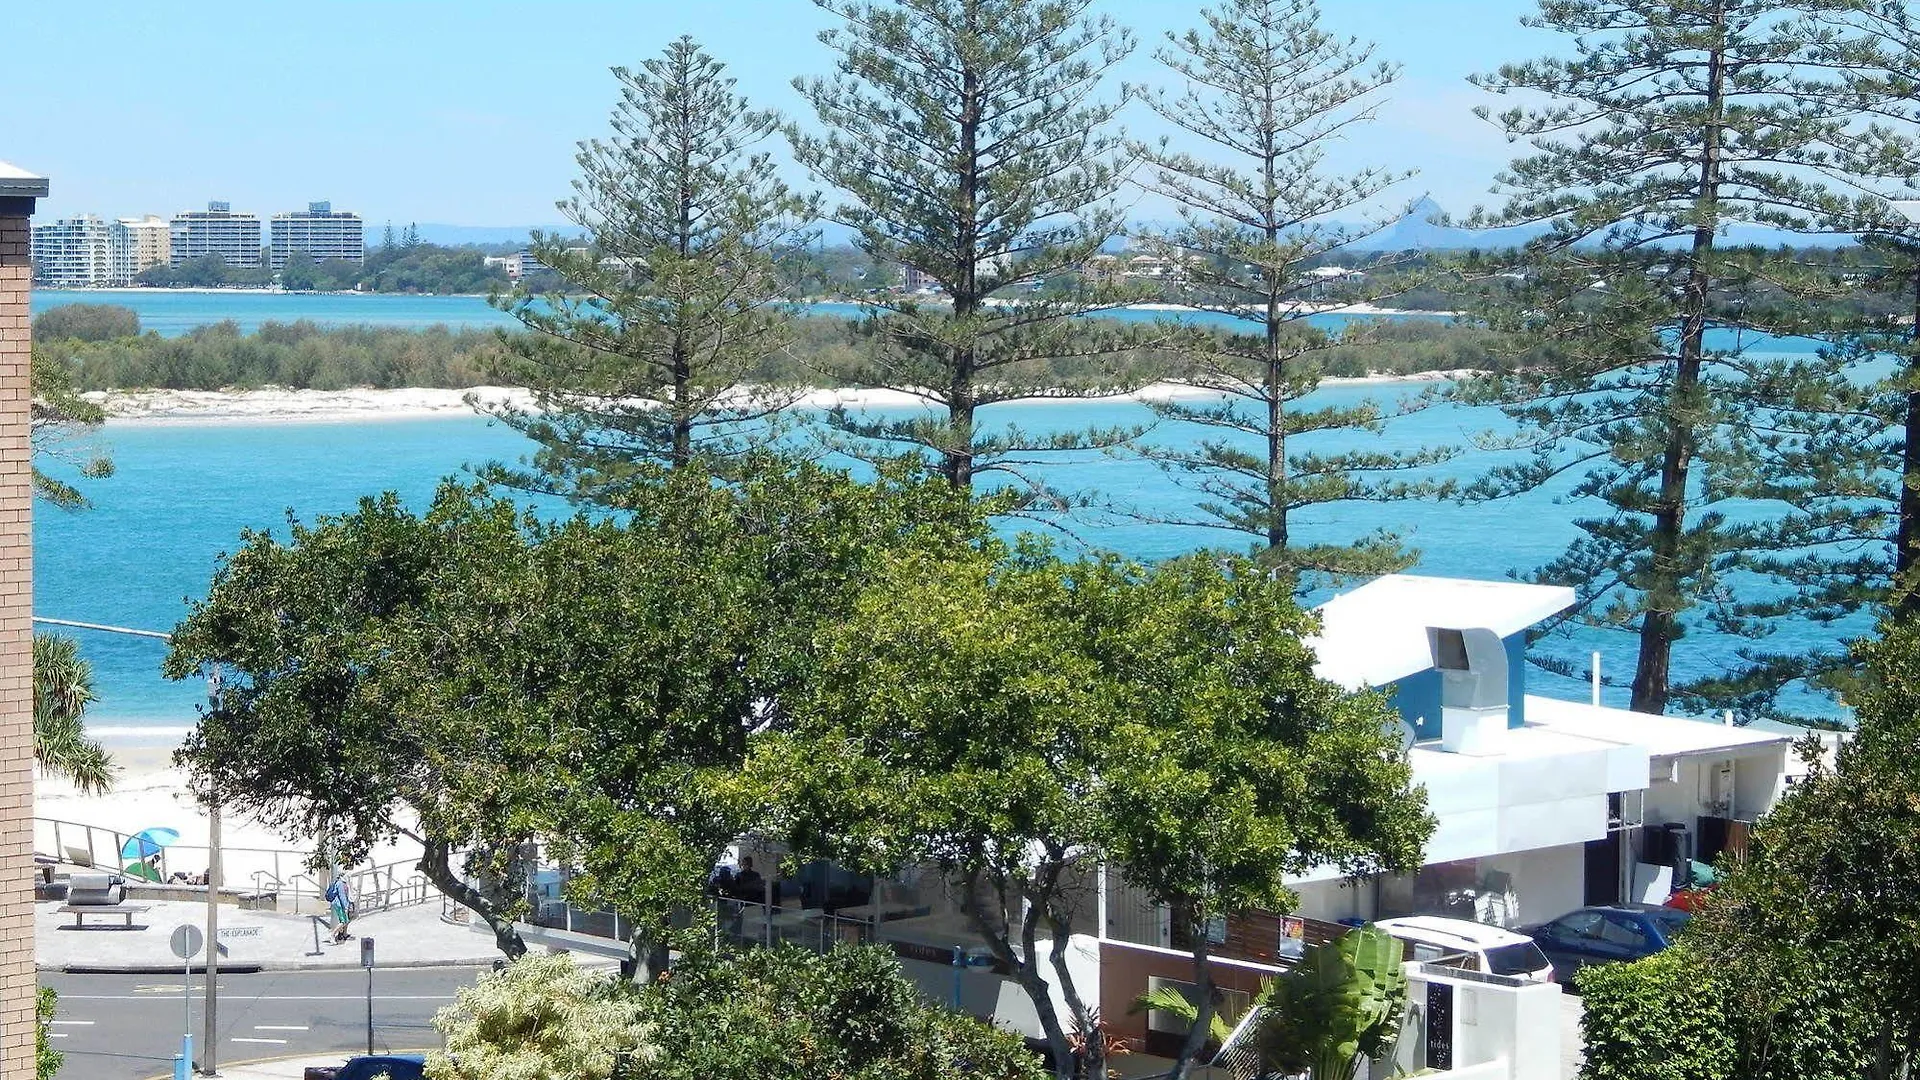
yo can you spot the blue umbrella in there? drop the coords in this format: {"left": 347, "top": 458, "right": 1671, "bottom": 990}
{"left": 120, "top": 827, "right": 180, "bottom": 861}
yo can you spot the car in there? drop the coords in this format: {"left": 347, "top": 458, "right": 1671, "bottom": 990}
{"left": 1372, "top": 916, "right": 1557, "bottom": 983}
{"left": 327, "top": 1055, "right": 427, "bottom": 1080}
{"left": 1523, "top": 904, "right": 1691, "bottom": 981}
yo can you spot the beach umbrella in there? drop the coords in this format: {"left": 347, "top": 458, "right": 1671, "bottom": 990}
{"left": 120, "top": 827, "right": 180, "bottom": 861}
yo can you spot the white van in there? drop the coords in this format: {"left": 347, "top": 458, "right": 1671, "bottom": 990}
{"left": 1372, "top": 916, "right": 1556, "bottom": 983}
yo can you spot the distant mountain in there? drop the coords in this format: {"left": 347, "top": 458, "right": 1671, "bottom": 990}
{"left": 1344, "top": 196, "right": 1547, "bottom": 252}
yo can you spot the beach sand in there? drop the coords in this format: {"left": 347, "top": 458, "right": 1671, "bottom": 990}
{"left": 87, "top": 375, "right": 1460, "bottom": 426}
{"left": 36, "top": 744, "right": 424, "bottom": 889}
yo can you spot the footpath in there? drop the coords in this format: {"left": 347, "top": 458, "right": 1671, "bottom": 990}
{"left": 36, "top": 899, "right": 501, "bottom": 972}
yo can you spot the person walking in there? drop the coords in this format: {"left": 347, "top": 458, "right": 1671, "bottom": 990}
{"left": 325, "top": 872, "right": 354, "bottom": 942}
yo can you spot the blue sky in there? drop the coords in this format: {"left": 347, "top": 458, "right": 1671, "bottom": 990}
{"left": 9, "top": 0, "right": 1545, "bottom": 228}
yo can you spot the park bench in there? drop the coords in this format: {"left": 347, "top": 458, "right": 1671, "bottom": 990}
{"left": 57, "top": 903, "right": 150, "bottom": 929}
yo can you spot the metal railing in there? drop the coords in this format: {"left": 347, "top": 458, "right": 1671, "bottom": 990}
{"left": 34, "top": 816, "right": 431, "bottom": 915}
{"left": 713, "top": 897, "right": 880, "bottom": 952}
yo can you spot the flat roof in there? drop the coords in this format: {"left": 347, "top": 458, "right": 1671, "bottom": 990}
{"left": 1524, "top": 695, "right": 1791, "bottom": 757}
{"left": 1311, "top": 574, "right": 1575, "bottom": 689}
{"left": 0, "top": 161, "right": 49, "bottom": 199}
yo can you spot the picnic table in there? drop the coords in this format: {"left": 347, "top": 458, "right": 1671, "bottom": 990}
{"left": 57, "top": 903, "right": 150, "bottom": 929}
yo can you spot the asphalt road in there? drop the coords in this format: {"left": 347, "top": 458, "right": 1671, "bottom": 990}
{"left": 41, "top": 966, "right": 489, "bottom": 1080}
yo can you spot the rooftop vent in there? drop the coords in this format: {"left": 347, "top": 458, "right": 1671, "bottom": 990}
{"left": 1428, "top": 626, "right": 1509, "bottom": 755}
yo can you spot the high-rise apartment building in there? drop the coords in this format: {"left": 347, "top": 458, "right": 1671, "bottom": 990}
{"left": 170, "top": 200, "right": 261, "bottom": 268}
{"left": 29, "top": 214, "right": 133, "bottom": 287}
{"left": 119, "top": 214, "right": 170, "bottom": 274}
{"left": 269, "top": 200, "right": 364, "bottom": 270}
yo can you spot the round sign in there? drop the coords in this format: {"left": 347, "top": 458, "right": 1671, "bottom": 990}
{"left": 169, "top": 923, "right": 204, "bottom": 961}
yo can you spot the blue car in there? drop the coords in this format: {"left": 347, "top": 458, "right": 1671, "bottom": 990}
{"left": 1523, "top": 904, "right": 1691, "bottom": 981}
{"left": 333, "top": 1055, "right": 427, "bottom": 1080}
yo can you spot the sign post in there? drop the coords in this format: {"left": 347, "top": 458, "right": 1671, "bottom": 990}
{"left": 169, "top": 923, "right": 203, "bottom": 1080}
{"left": 362, "top": 936, "right": 376, "bottom": 1054}
{"left": 202, "top": 798, "right": 220, "bottom": 1076}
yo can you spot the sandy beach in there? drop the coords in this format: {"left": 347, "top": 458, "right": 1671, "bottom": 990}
{"left": 85, "top": 374, "right": 1460, "bottom": 425}
{"left": 36, "top": 746, "right": 425, "bottom": 890}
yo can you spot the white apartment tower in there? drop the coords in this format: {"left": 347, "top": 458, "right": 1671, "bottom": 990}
{"left": 29, "top": 214, "right": 133, "bottom": 287}
{"left": 269, "top": 200, "right": 365, "bottom": 271}
{"left": 170, "top": 200, "right": 262, "bottom": 268}
{"left": 118, "top": 215, "right": 170, "bottom": 273}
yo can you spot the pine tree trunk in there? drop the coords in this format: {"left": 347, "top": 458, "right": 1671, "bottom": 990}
{"left": 1631, "top": 2, "right": 1726, "bottom": 716}
{"left": 948, "top": 61, "right": 982, "bottom": 489}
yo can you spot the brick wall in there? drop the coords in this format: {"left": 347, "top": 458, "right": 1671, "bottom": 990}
{"left": 0, "top": 210, "right": 34, "bottom": 1077}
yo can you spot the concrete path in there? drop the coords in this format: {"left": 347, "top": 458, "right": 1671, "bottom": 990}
{"left": 38, "top": 900, "right": 504, "bottom": 972}
{"left": 1561, "top": 991, "right": 1584, "bottom": 1079}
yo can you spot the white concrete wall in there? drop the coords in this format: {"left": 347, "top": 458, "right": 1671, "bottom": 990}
{"left": 897, "top": 932, "right": 1104, "bottom": 1043}
{"left": 1476, "top": 844, "right": 1585, "bottom": 926}
{"left": 1733, "top": 748, "right": 1787, "bottom": 820}
{"left": 1292, "top": 877, "right": 1373, "bottom": 923}
{"left": 1397, "top": 965, "right": 1565, "bottom": 1080}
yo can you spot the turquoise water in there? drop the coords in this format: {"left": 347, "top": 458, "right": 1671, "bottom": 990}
{"left": 24, "top": 291, "right": 1855, "bottom": 734}
{"left": 29, "top": 289, "right": 1450, "bottom": 337}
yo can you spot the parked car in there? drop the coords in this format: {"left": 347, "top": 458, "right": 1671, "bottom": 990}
{"left": 1373, "top": 916, "right": 1557, "bottom": 983}
{"left": 312, "top": 1054, "right": 427, "bottom": 1080}
{"left": 1523, "top": 904, "right": 1691, "bottom": 981}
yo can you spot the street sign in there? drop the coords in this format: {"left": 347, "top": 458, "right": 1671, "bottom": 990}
{"left": 216, "top": 925, "right": 261, "bottom": 941}
{"left": 361, "top": 936, "right": 375, "bottom": 969}
{"left": 168, "top": 924, "right": 203, "bottom": 961}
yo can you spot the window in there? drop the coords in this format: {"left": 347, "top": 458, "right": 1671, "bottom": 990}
{"left": 1598, "top": 914, "right": 1650, "bottom": 949}
{"left": 1484, "top": 941, "right": 1551, "bottom": 976}
{"left": 1550, "top": 911, "right": 1604, "bottom": 941}
{"left": 1145, "top": 978, "right": 1252, "bottom": 1037}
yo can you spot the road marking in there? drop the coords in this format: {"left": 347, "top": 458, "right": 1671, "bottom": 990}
{"left": 46, "top": 1034, "right": 67, "bottom": 1040}
{"left": 230, "top": 1037, "right": 288, "bottom": 1045}
{"left": 48, "top": 1020, "right": 94, "bottom": 1026}
{"left": 58, "top": 994, "right": 456, "bottom": 1002}
{"left": 254, "top": 1025, "right": 309, "bottom": 1031}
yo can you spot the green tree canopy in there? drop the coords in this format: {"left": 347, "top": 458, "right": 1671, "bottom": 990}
{"left": 1461, "top": 0, "right": 1894, "bottom": 716}
{"left": 764, "top": 546, "right": 1426, "bottom": 1080}
{"left": 487, "top": 37, "right": 816, "bottom": 490}
{"left": 31, "top": 304, "right": 138, "bottom": 343}
{"left": 792, "top": 0, "right": 1147, "bottom": 494}
{"left": 1130, "top": 0, "right": 1454, "bottom": 586}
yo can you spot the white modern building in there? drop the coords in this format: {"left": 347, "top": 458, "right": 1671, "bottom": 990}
{"left": 269, "top": 201, "right": 364, "bottom": 270}
{"left": 170, "top": 201, "right": 262, "bottom": 268}
{"left": 29, "top": 214, "right": 133, "bottom": 287}
{"left": 118, "top": 215, "right": 170, "bottom": 274}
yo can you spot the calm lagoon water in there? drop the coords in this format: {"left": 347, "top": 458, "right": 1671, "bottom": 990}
{"left": 26, "top": 290, "right": 1852, "bottom": 733}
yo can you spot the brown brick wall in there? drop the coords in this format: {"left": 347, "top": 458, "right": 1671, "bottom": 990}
{"left": 0, "top": 210, "right": 34, "bottom": 1077}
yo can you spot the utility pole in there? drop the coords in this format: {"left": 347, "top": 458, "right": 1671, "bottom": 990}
{"left": 202, "top": 664, "right": 222, "bottom": 1076}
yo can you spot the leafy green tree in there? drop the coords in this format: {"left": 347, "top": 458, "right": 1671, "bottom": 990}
{"left": 1462, "top": 0, "right": 1889, "bottom": 714}
{"left": 791, "top": 0, "right": 1143, "bottom": 493}
{"left": 396, "top": 460, "right": 995, "bottom": 975}
{"left": 278, "top": 250, "right": 322, "bottom": 291}
{"left": 33, "top": 634, "right": 114, "bottom": 795}
{"left": 641, "top": 943, "right": 1046, "bottom": 1080}
{"left": 31, "top": 304, "right": 138, "bottom": 343}
{"left": 36, "top": 987, "right": 61, "bottom": 1080}
{"left": 1085, "top": 555, "right": 1428, "bottom": 1079}
{"left": 29, "top": 344, "right": 114, "bottom": 510}
{"left": 488, "top": 37, "right": 814, "bottom": 489}
{"left": 767, "top": 546, "right": 1423, "bottom": 1080}
{"left": 1130, "top": 0, "right": 1451, "bottom": 585}
{"left": 164, "top": 489, "right": 542, "bottom": 957}
{"left": 428, "top": 954, "right": 658, "bottom": 1080}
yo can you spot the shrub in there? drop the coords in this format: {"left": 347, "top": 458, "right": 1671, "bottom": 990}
{"left": 1576, "top": 946, "right": 1735, "bottom": 1080}
{"left": 33, "top": 304, "right": 139, "bottom": 343}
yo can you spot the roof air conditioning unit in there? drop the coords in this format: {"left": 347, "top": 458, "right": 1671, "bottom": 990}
{"left": 1429, "top": 626, "right": 1509, "bottom": 755}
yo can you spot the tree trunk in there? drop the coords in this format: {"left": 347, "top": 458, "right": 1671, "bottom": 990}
{"left": 961, "top": 876, "right": 1078, "bottom": 1080}
{"left": 1164, "top": 919, "right": 1217, "bottom": 1080}
{"left": 947, "top": 57, "right": 982, "bottom": 490}
{"left": 1630, "top": 2, "right": 1725, "bottom": 716}
{"left": 1046, "top": 909, "right": 1104, "bottom": 1080}
{"left": 418, "top": 841, "right": 526, "bottom": 959}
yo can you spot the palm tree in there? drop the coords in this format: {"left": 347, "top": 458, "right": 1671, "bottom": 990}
{"left": 34, "top": 634, "right": 114, "bottom": 794}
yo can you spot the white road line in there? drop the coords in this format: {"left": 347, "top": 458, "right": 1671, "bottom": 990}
{"left": 58, "top": 994, "right": 455, "bottom": 1001}
{"left": 254, "top": 1025, "right": 309, "bottom": 1031}
{"left": 230, "top": 1037, "right": 288, "bottom": 1045}
{"left": 46, "top": 1034, "right": 68, "bottom": 1040}
{"left": 48, "top": 1020, "right": 94, "bottom": 1026}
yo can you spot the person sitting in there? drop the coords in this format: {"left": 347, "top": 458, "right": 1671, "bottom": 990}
{"left": 732, "top": 857, "right": 765, "bottom": 903}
